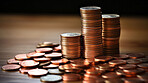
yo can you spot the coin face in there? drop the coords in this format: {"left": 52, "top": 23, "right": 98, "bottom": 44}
{"left": 27, "top": 52, "right": 45, "bottom": 58}
{"left": 7, "top": 58, "right": 20, "bottom": 64}
{"left": 34, "top": 58, "right": 51, "bottom": 62}
{"left": 137, "top": 63, "right": 148, "bottom": 69}
{"left": 40, "top": 75, "right": 62, "bottom": 82}
{"left": 109, "top": 60, "right": 126, "bottom": 66}
{"left": 48, "top": 68, "right": 64, "bottom": 75}
{"left": 122, "top": 78, "right": 145, "bottom": 83}
{"left": 15, "top": 54, "right": 29, "bottom": 60}
{"left": 19, "top": 68, "right": 37, "bottom": 74}
{"left": 20, "top": 60, "right": 39, "bottom": 67}
{"left": 36, "top": 48, "right": 53, "bottom": 53}
{"left": 43, "top": 64, "right": 59, "bottom": 69}
{"left": 127, "top": 59, "right": 142, "bottom": 64}
{"left": 61, "top": 33, "right": 81, "bottom": 37}
{"left": 28, "top": 69, "right": 48, "bottom": 77}
{"left": 102, "top": 72, "right": 120, "bottom": 78}
{"left": 44, "top": 53, "right": 62, "bottom": 58}
{"left": 2, "top": 64, "right": 21, "bottom": 71}
{"left": 119, "top": 64, "right": 137, "bottom": 70}
{"left": 80, "top": 6, "right": 101, "bottom": 10}
{"left": 51, "top": 58, "right": 69, "bottom": 65}
{"left": 63, "top": 73, "right": 82, "bottom": 81}
{"left": 102, "top": 14, "right": 120, "bottom": 18}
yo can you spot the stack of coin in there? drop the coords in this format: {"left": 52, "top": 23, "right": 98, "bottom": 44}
{"left": 102, "top": 14, "right": 121, "bottom": 56}
{"left": 80, "top": 6, "right": 103, "bottom": 58}
{"left": 60, "top": 33, "right": 81, "bottom": 59}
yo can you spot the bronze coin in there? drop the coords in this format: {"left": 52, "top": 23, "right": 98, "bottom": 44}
{"left": 27, "top": 52, "right": 45, "bottom": 58}
{"left": 28, "top": 69, "right": 48, "bottom": 77}
{"left": 36, "top": 48, "right": 53, "bottom": 53}
{"left": 63, "top": 73, "right": 82, "bottom": 82}
{"left": 43, "top": 64, "right": 59, "bottom": 69}
{"left": 83, "top": 76, "right": 105, "bottom": 83}
{"left": 122, "top": 78, "right": 145, "bottom": 83}
{"left": 40, "top": 75, "right": 62, "bottom": 83}
{"left": 39, "top": 61, "right": 51, "bottom": 66}
{"left": 119, "top": 64, "right": 137, "bottom": 70}
{"left": 119, "top": 54, "right": 129, "bottom": 59}
{"left": 123, "top": 68, "right": 145, "bottom": 75}
{"left": 54, "top": 45, "right": 61, "bottom": 52}
{"left": 95, "top": 56, "right": 113, "bottom": 62}
{"left": 109, "top": 60, "right": 126, "bottom": 66}
{"left": 85, "top": 67, "right": 102, "bottom": 75}
{"left": 48, "top": 68, "right": 64, "bottom": 75}
{"left": 126, "top": 59, "right": 142, "bottom": 64}
{"left": 102, "top": 72, "right": 120, "bottom": 79}
{"left": 137, "top": 63, "right": 148, "bottom": 69}
{"left": 127, "top": 53, "right": 145, "bottom": 59}
{"left": 7, "top": 58, "right": 20, "bottom": 64}
{"left": 20, "top": 60, "right": 39, "bottom": 67}
{"left": 105, "top": 78, "right": 123, "bottom": 83}
{"left": 137, "top": 72, "right": 148, "bottom": 81}
{"left": 116, "top": 69, "right": 137, "bottom": 77}
{"left": 2, "top": 64, "right": 21, "bottom": 71}
{"left": 44, "top": 53, "right": 62, "bottom": 58}
{"left": 34, "top": 58, "right": 51, "bottom": 62}
{"left": 15, "top": 54, "right": 29, "bottom": 60}
{"left": 19, "top": 68, "right": 37, "bottom": 74}
{"left": 137, "top": 58, "right": 148, "bottom": 63}
{"left": 51, "top": 58, "right": 69, "bottom": 65}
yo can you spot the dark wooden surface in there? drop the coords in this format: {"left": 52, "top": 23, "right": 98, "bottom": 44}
{"left": 0, "top": 14, "right": 148, "bottom": 83}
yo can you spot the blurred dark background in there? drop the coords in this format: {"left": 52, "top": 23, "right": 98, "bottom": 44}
{"left": 0, "top": 0, "right": 148, "bottom": 15}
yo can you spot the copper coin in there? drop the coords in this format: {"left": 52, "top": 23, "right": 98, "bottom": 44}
{"left": 109, "top": 60, "right": 126, "bottom": 66}
{"left": 63, "top": 73, "right": 82, "bottom": 82}
{"left": 137, "top": 72, "right": 148, "bottom": 81}
{"left": 137, "top": 63, "right": 148, "bottom": 69}
{"left": 71, "top": 59, "right": 90, "bottom": 68}
{"left": 122, "top": 78, "right": 145, "bottom": 83}
{"left": 7, "top": 58, "right": 20, "bottom": 64}
{"left": 20, "top": 60, "right": 39, "bottom": 67}
{"left": 40, "top": 75, "right": 62, "bottom": 83}
{"left": 137, "top": 58, "right": 148, "bottom": 63}
{"left": 19, "top": 68, "right": 37, "bottom": 74}
{"left": 105, "top": 78, "right": 123, "bottom": 83}
{"left": 2, "top": 64, "right": 21, "bottom": 71}
{"left": 83, "top": 76, "right": 105, "bottom": 83}
{"left": 127, "top": 53, "right": 145, "bottom": 59}
{"left": 34, "top": 58, "right": 51, "bottom": 62}
{"left": 119, "top": 54, "right": 129, "bottom": 59}
{"left": 102, "top": 72, "right": 120, "bottom": 78}
{"left": 28, "top": 69, "right": 48, "bottom": 77}
{"left": 44, "top": 53, "right": 62, "bottom": 58}
{"left": 119, "top": 64, "right": 137, "bottom": 70}
{"left": 95, "top": 56, "right": 113, "bottom": 62}
{"left": 15, "top": 54, "right": 29, "bottom": 60}
{"left": 39, "top": 61, "right": 51, "bottom": 66}
{"left": 123, "top": 68, "right": 145, "bottom": 75}
{"left": 48, "top": 68, "right": 64, "bottom": 75}
{"left": 54, "top": 45, "right": 61, "bottom": 52}
{"left": 85, "top": 67, "right": 102, "bottom": 75}
{"left": 27, "top": 52, "right": 45, "bottom": 58}
{"left": 126, "top": 59, "right": 142, "bottom": 64}
{"left": 116, "top": 69, "right": 137, "bottom": 77}
{"left": 36, "top": 48, "right": 53, "bottom": 53}
{"left": 51, "top": 58, "right": 69, "bottom": 65}
{"left": 43, "top": 64, "right": 59, "bottom": 69}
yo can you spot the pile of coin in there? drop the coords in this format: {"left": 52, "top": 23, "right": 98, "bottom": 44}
{"left": 61, "top": 33, "right": 81, "bottom": 59}
{"left": 80, "top": 6, "right": 103, "bottom": 58}
{"left": 102, "top": 14, "right": 121, "bottom": 56}
{"left": 1, "top": 42, "right": 148, "bottom": 83}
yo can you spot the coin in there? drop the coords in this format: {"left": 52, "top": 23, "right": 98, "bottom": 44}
{"left": 48, "top": 68, "right": 64, "bottom": 75}
{"left": 28, "top": 69, "right": 48, "bottom": 77}
{"left": 27, "top": 52, "right": 45, "bottom": 58}
{"left": 39, "top": 61, "right": 51, "bottom": 67}
{"left": 123, "top": 68, "right": 145, "bottom": 75}
{"left": 102, "top": 72, "right": 120, "bottom": 78}
{"left": 34, "top": 58, "right": 51, "bottom": 62}
{"left": 2, "top": 64, "right": 21, "bottom": 71}
{"left": 127, "top": 53, "right": 145, "bottom": 59}
{"left": 7, "top": 58, "right": 20, "bottom": 64}
{"left": 40, "top": 75, "right": 62, "bottom": 83}
{"left": 43, "top": 64, "right": 59, "bottom": 69}
{"left": 137, "top": 72, "right": 148, "bottom": 82}
{"left": 109, "top": 60, "right": 126, "bottom": 66}
{"left": 44, "top": 52, "right": 62, "bottom": 58}
{"left": 54, "top": 45, "right": 61, "bottom": 52}
{"left": 95, "top": 56, "right": 113, "bottom": 62}
{"left": 35, "top": 48, "right": 53, "bottom": 53}
{"left": 137, "top": 63, "right": 148, "bottom": 69}
{"left": 85, "top": 67, "right": 102, "bottom": 75}
{"left": 63, "top": 73, "right": 82, "bottom": 81}
{"left": 19, "top": 68, "right": 36, "bottom": 74}
{"left": 51, "top": 58, "right": 69, "bottom": 65}
{"left": 15, "top": 54, "right": 29, "bottom": 60}
{"left": 20, "top": 60, "right": 39, "bottom": 67}
{"left": 126, "top": 59, "right": 142, "bottom": 64}
{"left": 119, "top": 64, "right": 137, "bottom": 70}
{"left": 122, "top": 78, "right": 145, "bottom": 83}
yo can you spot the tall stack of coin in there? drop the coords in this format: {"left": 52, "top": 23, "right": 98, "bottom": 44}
{"left": 61, "top": 33, "right": 81, "bottom": 59}
{"left": 80, "top": 6, "right": 103, "bottom": 58}
{"left": 102, "top": 14, "right": 120, "bottom": 56}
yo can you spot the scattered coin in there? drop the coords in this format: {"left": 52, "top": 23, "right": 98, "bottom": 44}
{"left": 40, "top": 75, "right": 62, "bottom": 83}
{"left": 36, "top": 48, "right": 53, "bottom": 53}
{"left": 20, "top": 60, "right": 39, "bottom": 67}
{"left": 15, "top": 54, "right": 29, "bottom": 60}
{"left": 7, "top": 58, "right": 20, "bottom": 64}
{"left": 28, "top": 69, "right": 48, "bottom": 77}
{"left": 2, "top": 64, "right": 21, "bottom": 71}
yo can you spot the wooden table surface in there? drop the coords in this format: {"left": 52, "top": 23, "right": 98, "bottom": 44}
{"left": 0, "top": 14, "right": 148, "bottom": 83}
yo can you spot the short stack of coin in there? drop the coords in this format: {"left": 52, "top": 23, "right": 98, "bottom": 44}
{"left": 80, "top": 6, "right": 103, "bottom": 58}
{"left": 102, "top": 14, "right": 121, "bottom": 56}
{"left": 61, "top": 33, "right": 81, "bottom": 59}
